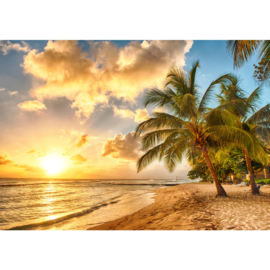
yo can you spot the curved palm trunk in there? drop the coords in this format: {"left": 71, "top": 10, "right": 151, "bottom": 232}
{"left": 201, "top": 148, "right": 227, "bottom": 197}
{"left": 243, "top": 149, "right": 260, "bottom": 195}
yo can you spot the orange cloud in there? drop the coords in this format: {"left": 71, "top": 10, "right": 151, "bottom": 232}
{"left": 134, "top": 109, "right": 149, "bottom": 123}
{"left": 14, "top": 164, "right": 46, "bottom": 173}
{"left": 26, "top": 150, "right": 47, "bottom": 157}
{"left": 102, "top": 132, "right": 140, "bottom": 160}
{"left": 70, "top": 154, "right": 87, "bottom": 164}
{"left": 22, "top": 40, "right": 193, "bottom": 119}
{"left": 60, "top": 129, "right": 92, "bottom": 148}
{"left": 18, "top": 100, "right": 47, "bottom": 111}
{"left": 76, "top": 134, "right": 91, "bottom": 147}
{"left": 0, "top": 154, "right": 13, "bottom": 165}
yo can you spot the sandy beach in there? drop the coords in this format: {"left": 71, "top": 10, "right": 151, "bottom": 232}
{"left": 88, "top": 183, "right": 270, "bottom": 230}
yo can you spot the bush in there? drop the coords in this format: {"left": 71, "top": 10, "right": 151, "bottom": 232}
{"left": 243, "top": 179, "right": 250, "bottom": 185}
{"left": 256, "top": 179, "right": 270, "bottom": 185}
{"left": 243, "top": 178, "right": 270, "bottom": 185}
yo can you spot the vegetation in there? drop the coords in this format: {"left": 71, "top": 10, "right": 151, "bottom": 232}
{"left": 134, "top": 61, "right": 269, "bottom": 196}
{"left": 188, "top": 146, "right": 265, "bottom": 183}
{"left": 227, "top": 40, "right": 270, "bottom": 85}
{"left": 256, "top": 179, "right": 270, "bottom": 185}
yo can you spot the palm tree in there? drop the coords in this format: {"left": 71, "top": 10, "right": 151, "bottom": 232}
{"left": 134, "top": 61, "right": 259, "bottom": 197}
{"left": 214, "top": 76, "right": 270, "bottom": 194}
{"left": 227, "top": 40, "right": 262, "bottom": 68}
{"left": 227, "top": 40, "right": 270, "bottom": 84}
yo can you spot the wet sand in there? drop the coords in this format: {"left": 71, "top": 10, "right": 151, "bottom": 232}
{"left": 88, "top": 183, "right": 270, "bottom": 230}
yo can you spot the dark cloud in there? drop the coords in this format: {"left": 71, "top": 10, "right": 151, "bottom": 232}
{"left": 102, "top": 131, "right": 140, "bottom": 160}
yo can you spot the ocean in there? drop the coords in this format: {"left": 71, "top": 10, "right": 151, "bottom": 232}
{"left": 0, "top": 178, "right": 195, "bottom": 230}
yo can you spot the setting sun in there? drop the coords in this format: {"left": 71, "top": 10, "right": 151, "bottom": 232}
{"left": 41, "top": 154, "right": 66, "bottom": 175}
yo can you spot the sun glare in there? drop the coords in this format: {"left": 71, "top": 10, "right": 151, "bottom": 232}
{"left": 41, "top": 154, "right": 66, "bottom": 175}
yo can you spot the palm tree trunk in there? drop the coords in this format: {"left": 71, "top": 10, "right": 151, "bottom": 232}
{"left": 201, "top": 147, "right": 227, "bottom": 196}
{"left": 264, "top": 165, "right": 269, "bottom": 179}
{"left": 243, "top": 149, "right": 260, "bottom": 195}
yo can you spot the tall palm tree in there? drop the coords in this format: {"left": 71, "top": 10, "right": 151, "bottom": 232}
{"left": 214, "top": 76, "right": 270, "bottom": 194}
{"left": 134, "top": 61, "right": 258, "bottom": 197}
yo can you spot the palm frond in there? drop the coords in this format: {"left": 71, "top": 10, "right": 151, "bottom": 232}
{"left": 134, "top": 116, "right": 186, "bottom": 137}
{"left": 207, "top": 125, "right": 255, "bottom": 154}
{"left": 227, "top": 40, "right": 261, "bottom": 68}
{"left": 137, "top": 144, "right": 164, "bottom": 173}
{"left": 198, "top": 73, "right": 234, "bottom": 113}
{"left": 189, "top": 60, "right": 200, "bottom": 96}
{"left": 140, "top": 129, "right": 180, "bottom": 150}
{"left": 247, "top": 103, "right": 270, "bottom": 123}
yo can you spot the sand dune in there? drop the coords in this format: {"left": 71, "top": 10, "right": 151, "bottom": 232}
{"left": 88, "top": 183, "right": 270, "bottom": 230}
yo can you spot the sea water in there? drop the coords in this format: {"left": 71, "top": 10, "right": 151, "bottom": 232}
{"left": 0, "top": 178, "right": 194, "bottom": 230}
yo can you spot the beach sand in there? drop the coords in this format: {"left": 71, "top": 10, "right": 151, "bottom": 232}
{"left": 88, "top": 183, "right": 270, "bottom": 230}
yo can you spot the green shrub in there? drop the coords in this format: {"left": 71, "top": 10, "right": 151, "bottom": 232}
{"left": 256, "top": 179, "right": 270, "bottom": 185}
{"left": 243, "top": 179, "right": 250, "bottom": 185}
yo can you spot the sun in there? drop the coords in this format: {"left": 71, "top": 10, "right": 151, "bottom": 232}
{"left": 41, "top": 154, "right": 66, "bottom": 175}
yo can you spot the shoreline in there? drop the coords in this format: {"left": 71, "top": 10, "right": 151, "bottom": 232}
{"left": 88, "top": 183, "right": 270, "bottom": 230}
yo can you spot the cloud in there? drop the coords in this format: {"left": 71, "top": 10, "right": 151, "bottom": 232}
{"left": 134, "top": 109, "right": 149, "bottom": 123}
{"left": 60, "top": 129, "right": 92, "bottom": 148}
{"left": 8, "top": 91, "right": 18, "bottom": 96}
{"left": 102, "top": 131, "right": 141, "bottom": 160}
{"left": 76, "top": 134, "right": 91, "bottom": 147}
{"left": 0, "top": 88, "right": 5, "bottom": 91}
{"left": 14, "top": 164, "right": 46, "bottom": 173}
{"left": 60, "top": 129, "right": 81, "bottom": 137}
{"left": 0, "top": 154, "right": 45, "bottom": 173}
{"left": 113, "top": 106, "right": 136, "bottom": 119}
{"left": 0, "top": 41, "right": 31, "bottom": 55}
{"left": 18, "top": 100, "right": 47, "bottom": 111}
{"left": 22, "top": 40, "right": 193, "bottom": 119}
{"left": 0, "top": 154, "right": 13, "bottom": 165}
{"left": 113, "top": 106, "right": 149, "bottom": 123}
{"left": 26, "top": 150, "right": 46, "bottom": 157}
{"left": 70, "top": 154, "right": 87, "bottom": 164}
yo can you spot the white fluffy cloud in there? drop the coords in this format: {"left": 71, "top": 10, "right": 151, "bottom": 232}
{"left": 102, "top": 131, "right": 141, "bottom": 160}
{"left": 18, "top": 100, "right": 47, "bottom": 111}
{"left": 0, "top": 41, "right": 31, "bottom": 55}
{"left": 22, "top": 40, "right": 193, "bottom": 119}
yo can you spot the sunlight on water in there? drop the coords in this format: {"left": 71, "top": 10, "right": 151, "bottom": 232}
{"left": 0, "top": 178, "right": 192, "bottom": 230}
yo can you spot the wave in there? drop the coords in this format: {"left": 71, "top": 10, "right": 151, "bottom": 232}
{"left": 6, "top": 196, "right": 121, "bottom": 230}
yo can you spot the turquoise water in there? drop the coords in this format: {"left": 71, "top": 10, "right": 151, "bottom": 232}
{"left": 0, "top": 178, "right": 193, "bottom": 230}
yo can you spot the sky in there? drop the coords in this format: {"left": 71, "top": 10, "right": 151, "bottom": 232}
{"left": 0, "top": 40, "right": 268, "bottom": 179}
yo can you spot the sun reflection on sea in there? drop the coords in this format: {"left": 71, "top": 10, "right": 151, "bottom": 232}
{"left": 43, "top": 183, "right": 58, "bottom": 219}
